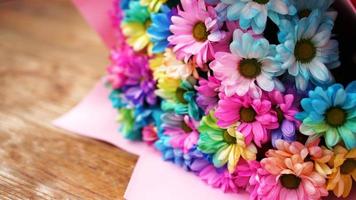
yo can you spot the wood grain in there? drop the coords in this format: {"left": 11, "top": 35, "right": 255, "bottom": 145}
{"left": 0, "top": 0, "right": 137, "bottom": 199}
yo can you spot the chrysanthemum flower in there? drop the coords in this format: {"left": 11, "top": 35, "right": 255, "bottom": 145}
{"left": 161, "top": 113, "right": 200, "bottom": 153}
{"left": 276, "top": 11, "right": 339, "bottom": 90}
{"left": 292, "top": 0, "right": 334, "bottom": 20}
{"left": 296, "top": 82, "right": 356, "bottom": 149}
{"left": 147, "top": 6, "right": 173, "bottom": 53}
{"left": 142, "top": 124, "right": 158, "bottom": 145}
{"left": 168, "top": 0, "right": 226, "bottom": 66}
{"left": 221, "top": 0, "right": 296, "bottom": 34}
{"left": 215, "top": 94, "right": 278, "bottom": 146}
{"left": 266, "top": 90, "right": 300, "bottom": 147}
{"left": 210, "top": 29, "right": 284, "bottom": 98}
{"left": 327, "top": 145, "right": 356, "bottom": 198}
{"left": 266, "top": 140, "right": 333, "bottom": 177}
{"left": 121, "top": 1, "right": 153, "bottom": 53}
{"left": 260, "top": 140, "right": 328, "bottom": 200}
{"left": 162, "top": 79, "right": 203, "bottom": 120}
{"left": 198, "top": 112, "right": 257, "bottom": 173}
{"left": 196, "top": 75, "right": 221, "bottom": 114}
{"left": 140, "top": 0, "right": 167, "bottom": 12}
{"left": 235, "top": 160, "right": 261, "bottom": 190}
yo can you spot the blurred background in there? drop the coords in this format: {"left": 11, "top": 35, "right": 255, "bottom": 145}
{"left": 0, "top": 0, "right": 136, "bottom": 199}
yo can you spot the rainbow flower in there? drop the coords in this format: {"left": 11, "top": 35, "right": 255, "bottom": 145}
{"left": 168, "top": 0, "right": 225, "bottom": 66}
{"left": 210, "top": 29, "right": 284, "bottom": 98}
{"left": 296, "top": 82, "right": 356, "bottom": 149}
{"left": 198, "top": 112, "right": 257, "bottom": 173}
{"left": 121, "top": 1, "right": 153, "bottom": 53}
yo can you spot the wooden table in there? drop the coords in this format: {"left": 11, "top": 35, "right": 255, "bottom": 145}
{"left": 0, "top": 0, "right": 137, "bottom": 199}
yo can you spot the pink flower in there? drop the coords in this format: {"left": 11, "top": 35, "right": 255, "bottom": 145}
{"left": 215, "top": 94, "right": 278, "bottom": 146}
{"left": 142, "top": 125, "right": 158, "bottom": 145}
{"left": 196, "top": 75, "right": 221, "bottom": 114}
{"left": 162, "top": 113, "right": 200, "bottom": 153}
{"left": 210, "top": 29, "right": 283, "bottom": 98}
{"left": 168, "top": 0, "right": 225, "bottom": 66}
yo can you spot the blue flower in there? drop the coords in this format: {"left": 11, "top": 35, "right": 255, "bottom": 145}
{"left": 147, "top": 6, "right": 173, "bottom": 53}
{"left": 276, "top": 11, "right": 340, "bottom": 91}
{"left": 292, "top": 0, "right": 334, "bottom": 20}
{"left": 109, "top": 89, "right": 129, "bottom": 109}
{"left": 221, "top": 0, "right": 296, "bottom": 34}
{"left": 119, "top": 0, "right": 131, "bottom": 10}
{"left": 296, "top": 81, "right": 356, "bottom": 149}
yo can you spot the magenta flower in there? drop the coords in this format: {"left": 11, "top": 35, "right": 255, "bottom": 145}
{"left": 142, "top": 125, "right": 158, "bottom": 145}
{"left": 265, "top": 90, "right": 300, "bottom": 147}
{"left": 168, "top": 0, "right": 225, "bottom": 66}
{"left": 196, "top": 75, "right": 221, "bottom": 114}
{"left": 162, "top": 113, "right": 200, "bottom": 153}
{"left": 215, "top": 94, "right": 278, "bottom": 146}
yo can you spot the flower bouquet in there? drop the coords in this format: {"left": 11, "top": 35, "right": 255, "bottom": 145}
{"left": 106, "top": 0, "right": 356, "bottom": 199}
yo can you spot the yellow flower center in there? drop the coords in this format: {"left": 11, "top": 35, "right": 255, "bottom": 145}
{"left": 340, "top": 159, "right": 356, "bottom": 175}
{"left": 294, "top": 39, "right": 316, "bottom": 63}
{"left": 181, "top": 121, "right": 193, "bottom": 133}
{"left": 298, "top": 9, "right": 311, "bottom": 18}
{"left": 192, "top": 22, "right": 209, "bottom": 42}
{"left": 325, "top": 107, "right": 347, "bottom": 127}
{"left": 280, "top": 174, "right": 301, "bottom": 189}
{"left": 176, "top": 88, "right": 187, "bottom": 104}
{"left": 254, "top": 0, "right": 269, "bottom": 4}
{"left": 240, "top": 107, "right": 257, "bottom": 123}
{"left": 238, "top": 58, "right": 262, "bottom": 79}
{"left": 275, "top": 107, "right": 284, "bottom": 124}
{"left": 223, "top": 131, "right": 236, "bottom": 144}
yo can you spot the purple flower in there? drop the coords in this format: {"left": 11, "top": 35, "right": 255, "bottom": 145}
{"left": 196, "top": 76, "right": 221, "bottom": 114}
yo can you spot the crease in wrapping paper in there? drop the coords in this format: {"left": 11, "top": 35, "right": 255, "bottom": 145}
{"left": 56, "top": 0, "right": 356, "bottom": 199}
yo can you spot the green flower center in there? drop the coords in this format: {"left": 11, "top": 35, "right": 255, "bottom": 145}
{"left": 280, "top": 174, "right": 301, "bottom": 189}
{"left": 238, "top": 58, "right": 262, "bottom": 79}
{"left": 144, "top": 19, "right": 152, "bottom": 29}
{"left": 325, "top": 107, "right": 347, "bottom": 127}
{"left": 223, "top": 131, "right": 236, "bottom": 144}
{"left": 294, "top": 39, "right": 316, "bottom": 63}
{"left": 254, "top": 0, "right": 269, "bottom": 4}
{"left": 181, "top": 121, "right": 193, "bottom": 133}
{"left": 192, "top": 22, "right": 209, "bottom": 42}
{"left": 240, "top": 107, "right": 257, "bottom": 123}
{"left": 275, "top": 107, "right": 284, "bottom": 124}
{"left": 340, "top": 159, "right": 356, "bottom": 175}
{"left": 176, "top": 88, "right": 187, "bottom": 104}
{"left": 298, "top": 9, "right": 311, "bottom": 18}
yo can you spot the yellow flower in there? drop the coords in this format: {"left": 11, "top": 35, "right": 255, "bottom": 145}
{"left": 327, "top": 145, "right": 356, "bottom": 198}
{"left": 121, "top": 22, "right": 153, "bottom": 54}
{"left": 140, "top": 0, "right": 167, "bottom": 12}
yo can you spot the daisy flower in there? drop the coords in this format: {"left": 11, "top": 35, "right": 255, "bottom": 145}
{"left": 215, "top": 93, "right": 278, "bottom": 146}
{"left": 168, "top": 0, "right": 226, "bottom": 66}
{"left": 161, "top": 112, "right": 200, "bottom": 153}
{"left": 327, "top": 145, "right": 356, "bottom": 198}
{"left": 260, "top": 140, "right": 329, "bottom": 200}
{"left": 140, "top": 0, "right": 167, "bottom": 12}
{"left": 267, "top": 90, "right": 300, "bottom": 147}
{"left": 276, "top": 11, "right": 340, "bottom": 90}
{"left": 221, "top": 0, "right": 296, "bottom": 34}
{"left": 210, "top": 29, "right": 284, "bottom": 98}
{"left": 161, "top": 79, "right": 203, "bottom": 120}
{"left": 198, "top": 111, "right": 257, "bottom": 173}
{"left": 147, "top": 6, "right": 173, "bottom": 53}
{"left": 235, "top": 160, "right": 261, "bottom": 189}
{"left": 142, "top": 124, "right": 158, "bottom": 145}
{"left": 121, "top": 1, "right": 153, "bottom": 53}
{"left": 292, "top": 0, "right": 335, "bottom": 20}
{"left": 196, "top": 75, "right": 221, "bottom": 114}
{"left": 296, "top": 82, "right": 356, "bottom": 149}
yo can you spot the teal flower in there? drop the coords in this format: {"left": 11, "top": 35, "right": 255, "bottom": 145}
{"left": 296, "top": 82, "right": 356, "bottom": 149}
{"left": 197, "top": 111, "right": 257, "bottom": 173}
{"left": 293, "top": 0, "right": 334, "bottom": 20}
{"left": 161, "top": 78, "right": 203, "bottom": 120}
{"left": 221, "top": 0, "right": 296, "bottom": 34}
{"left": 276, "top": 11, "right": 339, "bottom": 91}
